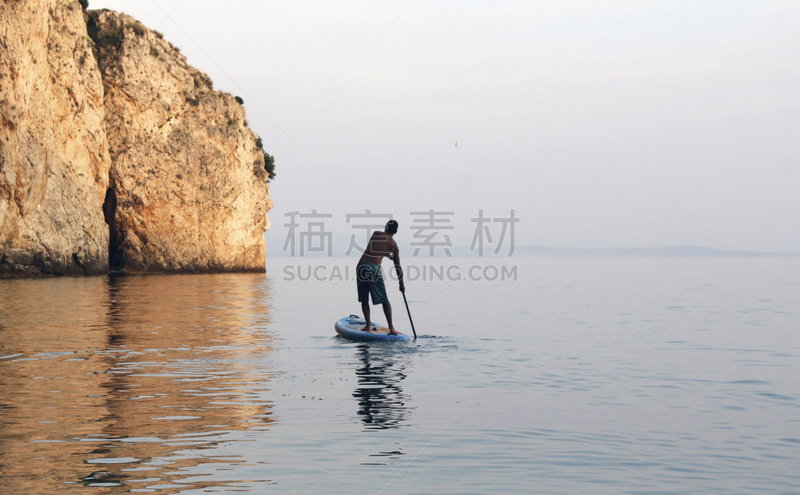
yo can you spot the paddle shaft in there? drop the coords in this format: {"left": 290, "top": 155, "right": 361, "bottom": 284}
{"left": 402, "top": 291, "right": 417, "bottom": 339}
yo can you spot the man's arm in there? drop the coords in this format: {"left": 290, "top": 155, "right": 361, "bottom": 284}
{"left": 392, "top": 241, "right": 404, "bottom": 292}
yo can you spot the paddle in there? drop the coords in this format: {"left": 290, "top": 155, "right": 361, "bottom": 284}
{"left": 401, "top": 290, "right": 417, "bottom": 340}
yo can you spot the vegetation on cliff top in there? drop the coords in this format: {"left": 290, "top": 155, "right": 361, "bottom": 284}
{"left": 255, "top": 138, "right": 276, "bottom": 180}
{"left": 263, "top": 151, "right": 276, "bottom": 180}
{"left": 86, "top": 15, "right": 121, "bottom": 55}
{"left": 124, "top": 21, "right": 146, "bottom": 37}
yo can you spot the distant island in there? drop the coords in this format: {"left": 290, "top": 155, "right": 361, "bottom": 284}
{"left": 1, "top": 1, "right": 273, "bottom": 277}
{"left": 507, "top": 246, "right": 800, "bottom": 258}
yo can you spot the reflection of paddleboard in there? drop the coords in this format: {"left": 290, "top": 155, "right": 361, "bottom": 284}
{"left": 335, "top": 315, "right": 410, "bottom": 342}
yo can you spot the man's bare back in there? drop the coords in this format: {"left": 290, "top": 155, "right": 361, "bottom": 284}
{"left": 357, "top": 222, "right": 404, "bottom": 334}
{"left": 359, "top": 231, "right": 399, "bottom": 265}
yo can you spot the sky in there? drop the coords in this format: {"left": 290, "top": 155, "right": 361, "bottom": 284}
{"left": 89, "top": 0, "right": 800, "bottom": 254}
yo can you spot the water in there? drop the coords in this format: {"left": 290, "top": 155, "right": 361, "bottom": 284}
{"left": 1, "top": 257, "right": 799, "bottom": 494}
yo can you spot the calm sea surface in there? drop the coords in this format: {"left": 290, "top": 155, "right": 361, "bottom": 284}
{"left": 1, "top": 257, "right": 798, "bottom": 494}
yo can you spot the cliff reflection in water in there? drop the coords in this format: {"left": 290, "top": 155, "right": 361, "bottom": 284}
{"left": 353, "top": 343, "right": 412, "bottom": 430}
{"left": 0, "top": 274, "right": 275, "bottom": 493}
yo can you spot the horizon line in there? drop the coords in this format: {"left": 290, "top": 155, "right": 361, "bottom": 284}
{"left": 266, "top": 245, "right": 800, "bottom": 258}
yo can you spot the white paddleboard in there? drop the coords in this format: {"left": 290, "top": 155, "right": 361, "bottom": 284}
{"left": 334, "top": 315, "right": 410, "bottom": 342}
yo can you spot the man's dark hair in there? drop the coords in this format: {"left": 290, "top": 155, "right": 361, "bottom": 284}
{"left": 385, "top": 219, "right": 398, "bottom": 234}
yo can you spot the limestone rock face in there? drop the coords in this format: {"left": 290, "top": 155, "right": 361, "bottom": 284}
{"left": 91, "top": 10, "right": 272, "bottom": 273}
{"left": 0, "top": 3, "right": 272, "bottom": 277}
{"left": 0, "top": 0, "right": 110, "bottom": 276}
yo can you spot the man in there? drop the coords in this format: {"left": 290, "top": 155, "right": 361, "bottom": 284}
{"left": 357, "top": 219, "right": 404, "bottom": 334}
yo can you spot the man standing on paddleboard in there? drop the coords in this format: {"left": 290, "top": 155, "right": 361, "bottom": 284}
{"left": 357, "top": 220, "right": 405, "bottom": 334}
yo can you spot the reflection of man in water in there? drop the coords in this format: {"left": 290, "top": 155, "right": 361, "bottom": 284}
{"left": 356, "top": 220, "right": 405, "bottom": 334}
{"left": 354, "top": 344, "right": 409, "bottom": 430}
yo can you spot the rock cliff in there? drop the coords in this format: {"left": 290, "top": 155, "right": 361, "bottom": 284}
{"left": 0, "top": 0, "right": 110, "bottom": 276}
{"left": 0, "top": 1, "right": 273, "bottom": 276}
{"left": 91, "top": 10, "right": 272, "bottom": 273}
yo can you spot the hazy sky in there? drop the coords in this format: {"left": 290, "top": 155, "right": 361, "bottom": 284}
{"left": 90, "top": 0, "right": 800, "bottom": 253}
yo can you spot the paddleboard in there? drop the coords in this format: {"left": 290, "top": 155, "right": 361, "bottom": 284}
{"left": 334, "top": 315, "right": 410, "bottom": 342}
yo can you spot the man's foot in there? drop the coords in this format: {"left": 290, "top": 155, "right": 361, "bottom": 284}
{"left": 361, "top": 325, "right": 372, "bottom": 332}
{"left": 387, "top": 327, "right": 399, "bottom": 335}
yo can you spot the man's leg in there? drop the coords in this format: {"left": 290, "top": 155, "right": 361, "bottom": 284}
{"left": 357, "top": 262, "right": 372, "bottom": 332}
{"left": 361, "top": 300, "right": 372, "bottom": 332}
{"left": 382, "top": 301, "right": 398, "bottom": 334}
